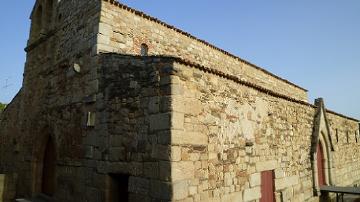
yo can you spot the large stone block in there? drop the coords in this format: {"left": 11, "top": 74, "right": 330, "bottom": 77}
{"left": 221, "top": 191, "right": 243, "bottom": 202}
{"left": 172, "top": 130, "right": 208, "bottom": 145}
{"left": 149, "top": 113, "right": 171, "bottom": 132}
{"left": 275, "top": 175, "right": 299, "bottom": 191}
{"left": 255, "top": 160, "right": 278, "bottom": 172}
{"left": 173, "top": 180, "right": 189, "bottom": 200}
{"left": 249, "top": 172, "right": 261, "bottom": 187}
{"left": 243, "top": 186, "right": 261, "bottom": 202}
{"left": 149, "top": 180, "right": 172, "bottom": 200}
{"left": 128, "top": 177, "right": 150, "bottom": 194}
{"left": 171, "top": 112, "right": 184, "bottom": 130}
{"left": 172, "top": 161, "right": 195, "bottom": 181}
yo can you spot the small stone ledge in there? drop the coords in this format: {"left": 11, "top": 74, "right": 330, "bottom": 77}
{"left": 24, "top": 29, "right": 57, "bottom": 52}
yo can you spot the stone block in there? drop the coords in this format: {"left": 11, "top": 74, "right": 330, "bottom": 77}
{"left": 98, "top": 22, "right": 112, "bottom": 36}
{"left": 171, "top": 146, "right": 182, "bottom": 162}
{"left": 172, "top": 161, "right": 195, "bottom": 181}
{"left": 275, "top": 175, "right": 299, "bottom": 191}
{"left": 221, "top": 191, "right": 243, "bottom": 202}
{"left": 173, "top": 180, "right": 189, "bottom": 200}
{"left": 149, "top": 113, "right": 171, "bottom": 132}
{"left": 172, "top": 130, "right": 208, "bottom": 145}
{"left": 97, "top": 33, "right": 110, "bottom": 45}
{"left": 159, "top": 161, "right": 171, "bottom": 181}
{"left": 149, "top": 180, "right": 172, "bottom": 200}
{"left": 189, "top": 186, "right": 197, "bottom": 195}
{"left": 151, "top": 144, "right": 170, "bottom": 160}
{"left": 255, "top": 160, "right": 278, "bottom": 172}
{"left": 274, "top": 168, "right": 285, "bottom": 179}
{"left": 128, "top": 177, "right": 150, "bottom": 194}
{"left": 109, "top": 147, "right": 126, "bottom": 161}
{"left": 144, "top": 162, "right": 159, "bottom": 179}
{"left": 243, "top": 186, "right": 261, "bottom": 202}
{"left": 249, "top": 172, "right": 261, "bottom": 187}
{"left": 148, "top": 96, "right": 160, "bottom": 114}
{"left": 171, "top": 112, "right": 184, "bottom": 130}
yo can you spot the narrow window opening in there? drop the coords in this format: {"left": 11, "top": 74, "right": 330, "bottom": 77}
{"left": 335, "top": 129, "right": 339, "bottom": 143}
{"left": 260, "top": 170, "right": 275, "bottom": 202}
{"left": 140, "top": 43, "right": 149, "bottom": 56}
{"left": 108, "top": 174, "right": 129, "bottom": 202}
{"left": 346, "top": 131, "right": 349, "bottom": 144}
{"left": 355, "top": 131, "right": 358, "bottom": 143}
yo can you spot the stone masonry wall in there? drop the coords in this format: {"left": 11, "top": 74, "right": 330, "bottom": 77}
{"left": 98, "top": 54, "right": 178, "bottom": 201}
{"left": 327, "top": 114, "right": 360, "bottom": 187}
{"left": 166, "top": 60, "right": 360, "bottom": 202}
{"left": 98, "top": 0, "right": 308, "bottom": 102}
{"left": 0, "top": 0, "right": 101, "bottom": 200}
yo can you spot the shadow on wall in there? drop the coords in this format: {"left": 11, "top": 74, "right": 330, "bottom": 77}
{"left": 99, "top": 54, "right": 175, "bottom": 201}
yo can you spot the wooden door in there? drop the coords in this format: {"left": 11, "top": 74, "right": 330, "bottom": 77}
{"left": 260, "top": 170, "right": 275, "bottom": 202}
{"left": 317, "top": 143, "right": 326, "bottom": 186}
{"left": 41, "top": 137, "right": 56, "bottom": 196}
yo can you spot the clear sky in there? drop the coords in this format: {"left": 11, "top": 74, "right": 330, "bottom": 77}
{"left": 0, "top": 0, "right": 359, "bottom": 120}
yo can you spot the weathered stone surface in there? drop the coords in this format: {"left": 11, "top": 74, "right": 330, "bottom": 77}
{"left": 173, "top": 180, "right": 189, "bottom": 200}
{"left": 243, "top": 186, "right": 261, "bottom": 202}
{"left": 0, "top": 0, "right": 359, "bottom": 202}
{"left": 275, "top": 175, "right": 300, "bottom": 191}
{"left": 172, "top": 161, "right": 195, "bottom": 181}
{"left": 255, "top": 160, "right": 278, "bottom": 172}
{"left": 249, "top": 173, "right": 261, "bottom": 187}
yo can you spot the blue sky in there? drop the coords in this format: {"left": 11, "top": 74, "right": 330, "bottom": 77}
{"left": 0, "top": 1, "right": 359, "bottom": 120}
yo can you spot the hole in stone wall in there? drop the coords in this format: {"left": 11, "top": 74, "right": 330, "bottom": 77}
{"left": 108, "top": 174, "right": 129, "bottom": 202}
{"left": 346, "top": 131, "right": 349, "bottom": 144}
{"left": 140, "top": 43, "right": 148, "bottom": 56}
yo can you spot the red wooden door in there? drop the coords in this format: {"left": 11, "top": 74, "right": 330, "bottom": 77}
{"left": 260, "top": 170, "right": 275, "bottom": 202}
{"left": 317, "top": 143, "right": 326, "bottom": 186}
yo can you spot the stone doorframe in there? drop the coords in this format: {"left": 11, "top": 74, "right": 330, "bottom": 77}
{"left": 310, "top": 98, "right": 334, "bottom": 196}
{"left": 30, "top": 126, "right": 57, "bottom": 196}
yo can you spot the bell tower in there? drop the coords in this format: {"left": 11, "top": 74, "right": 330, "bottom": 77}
{"left": 29, "top": 0, "right": 56, "bottom": 44}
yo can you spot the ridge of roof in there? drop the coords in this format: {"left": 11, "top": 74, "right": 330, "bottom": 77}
{"left": 102, "top": 0, "right": 308, "bottom": 92}
{"left": 100, "top": 53, "right": 360, "bottom": 123}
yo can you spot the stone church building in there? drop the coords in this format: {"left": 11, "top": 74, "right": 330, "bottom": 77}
{"left": 1, "top": 0, "right": 359, "bottom": 201}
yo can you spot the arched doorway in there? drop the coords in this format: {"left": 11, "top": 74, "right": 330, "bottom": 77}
{"left": 41, "top": 136, "right": 56, "bottom": 196}
{"left": 317, "top": 142, "right": 326, "bottom": 187}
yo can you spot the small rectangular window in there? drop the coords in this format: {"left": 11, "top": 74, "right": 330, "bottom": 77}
{"left": 355, "top": 131, "right": 358, "bottom": 143}
{"left": 336, "top": 129, "right": 339, "bottom": 143}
